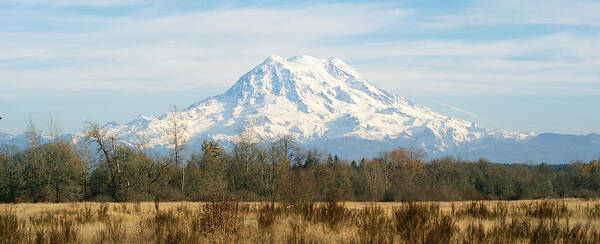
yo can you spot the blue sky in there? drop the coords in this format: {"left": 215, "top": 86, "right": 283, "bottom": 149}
{"left": 1, "top": 0, "right": 599, "bottom": 135}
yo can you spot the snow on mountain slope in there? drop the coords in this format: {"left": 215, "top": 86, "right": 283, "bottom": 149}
{"left": 104, "top": 55, "right": 533, "bottom": 156}
{"left": 0, "top": 132, "right": 14, "bottom": 146}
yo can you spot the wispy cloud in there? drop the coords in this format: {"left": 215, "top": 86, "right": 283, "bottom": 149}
{"left": 434, "top": 102, "right": 490, "bottom": 123}
{"left": 1, "top": 0, "right": 599, "bottom": 134}
{"left": 0, "top": 3, "right": 412, "bottom": 92}
{"left": 0, "top": 1, "right": 598, "bottom": 96}
{"left": 0, "top": 0, "right": 144, "bottom": 7}
{"left": 421, "top": 0, "right": 600, "bottom": 28}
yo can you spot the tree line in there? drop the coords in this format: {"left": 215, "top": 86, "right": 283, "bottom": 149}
{"left": 1, "top": 116, "right": 599, "bottom": 203}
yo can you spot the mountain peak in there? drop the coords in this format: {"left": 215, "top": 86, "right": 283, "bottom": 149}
{"left": 0, "top": 55, "right": 595, "bottom": 163}
{"left": 286, "top": 54, "right": 326, "bottom": 64}
{"left": 263, "top": 55, "right": 285, "bottom": 64}
{"left": 103, "top": 54, "right": 533, "bottom": 160}
{"left": 223, "top": 55, "right": 390, "bottom": 109}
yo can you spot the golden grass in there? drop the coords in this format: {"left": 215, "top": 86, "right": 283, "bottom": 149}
{"left": 1, "top": 199, "right": 600, "bottom": 243}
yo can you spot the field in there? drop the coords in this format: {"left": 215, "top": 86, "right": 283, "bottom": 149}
{"left": 2, "top": 199, "right": 600, "bottom": 243}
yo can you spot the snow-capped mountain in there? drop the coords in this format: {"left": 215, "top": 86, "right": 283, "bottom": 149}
{"left": 104, "top": 55, "right": 533, "bottom": 159}
{"left": 0, "top": 132, "right": 14, "bottom": 146}
{"left": 2, "top": 55, "right": 596, "bottom": 163}
{"left": 0, "top": 131, "right": 64, "bottom": 149}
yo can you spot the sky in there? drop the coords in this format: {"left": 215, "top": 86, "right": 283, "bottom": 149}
{"left": 0, "top": 0, "right": 599, "bottom": 136}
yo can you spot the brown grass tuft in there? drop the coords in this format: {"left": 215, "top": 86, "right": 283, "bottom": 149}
{"left": 2, "top": 198, "right": 600, "bottom": 243}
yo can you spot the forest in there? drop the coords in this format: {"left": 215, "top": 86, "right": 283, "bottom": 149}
{"left": 1, "top": 120, "right": 599, "bottom": 204}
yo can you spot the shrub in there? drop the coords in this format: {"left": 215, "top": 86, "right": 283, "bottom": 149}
{"left": 314, "top": 199, "right": 351, "bottom": 229}
{"left": 76, "top": 204, "right": 94, "bottom": 223}
{"left": 392, "top": 201, "right": 456, "bottom": 243}
{"left": 286, "top": 219, "right": 310, "bottom": 244}
{"left": 585, "top": 204, "right": 600, "bottom": 219}
{"left": 357, "top": 204, "right": 392, "bottom": 243}
{"left": 47, "top": 219, "right": 79, "bottom": 243}
{"left": 257, "top": 202, "right": 283, "bottom": 230}
{"left": 107, "top": 219, "right": 125, "bottom": 243}
{"left": 133, "top": 201, "right": 142, "bottom": 213}
{"left": 149, "top": 208, "right": 182, "bottom": 242}
{"left": 97, "top": 203, "right": 110, "bottom": 222}
{"left": 529, "top": 219, "right": 560, "bottom": 243}
{"left": 29, "top": 211, "right": 56, "bottom": 225}
{"left": 393, "top": 201, "right": 439, "bottom": 241}
{"left": 524, "top": 201, "right": 571, "bottom": 219}
{"left": 197, "top": 199, "right": 241, "bottom": 235}
{"left": 0, "top": 210, "right": 27, "bottom": 243}
{"left": 119, "top": 202, "right": 129, "bottom": 214}
{"left": 490, "top": 217, "right": 531, "bottom": 241}
{"left": 462, "top": 223, "right": 487, "bottom": 243}
{"left": 295, "top": 201, "right": 316, "bottom": 222}
{"left": 456, "top": 202, "right": 508, "bottom": 220}
{"left": 562, "top": 223, "right": 591, "bottom": 243}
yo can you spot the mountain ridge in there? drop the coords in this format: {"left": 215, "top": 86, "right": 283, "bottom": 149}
{"left": 102, "top": 55, "right": 532, "bottom": 157}
{"left": 1, "top": 55, "right": 597, "bottom": 163}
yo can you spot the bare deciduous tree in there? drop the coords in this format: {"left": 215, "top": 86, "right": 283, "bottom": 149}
{"left": 168, "top": 105, "right": 187, "bottom": 192}
{"left": 26, "top": 118, "right": 40, "bottom": 149}
{"left": 84, "top": 121, "right": 130, "bottom": 201}
{"left": 232, "top": 121, "right": 259, "bottom": 186}
{"left": 47, "top": 117, "right": 61, "bottom": 143}
{"left": 77, "top": 140, "right": 93, "bottom": 200}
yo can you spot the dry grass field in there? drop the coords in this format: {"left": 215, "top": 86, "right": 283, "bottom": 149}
{"left": 2, "top": 199, "right": 600, "bottom": 243}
